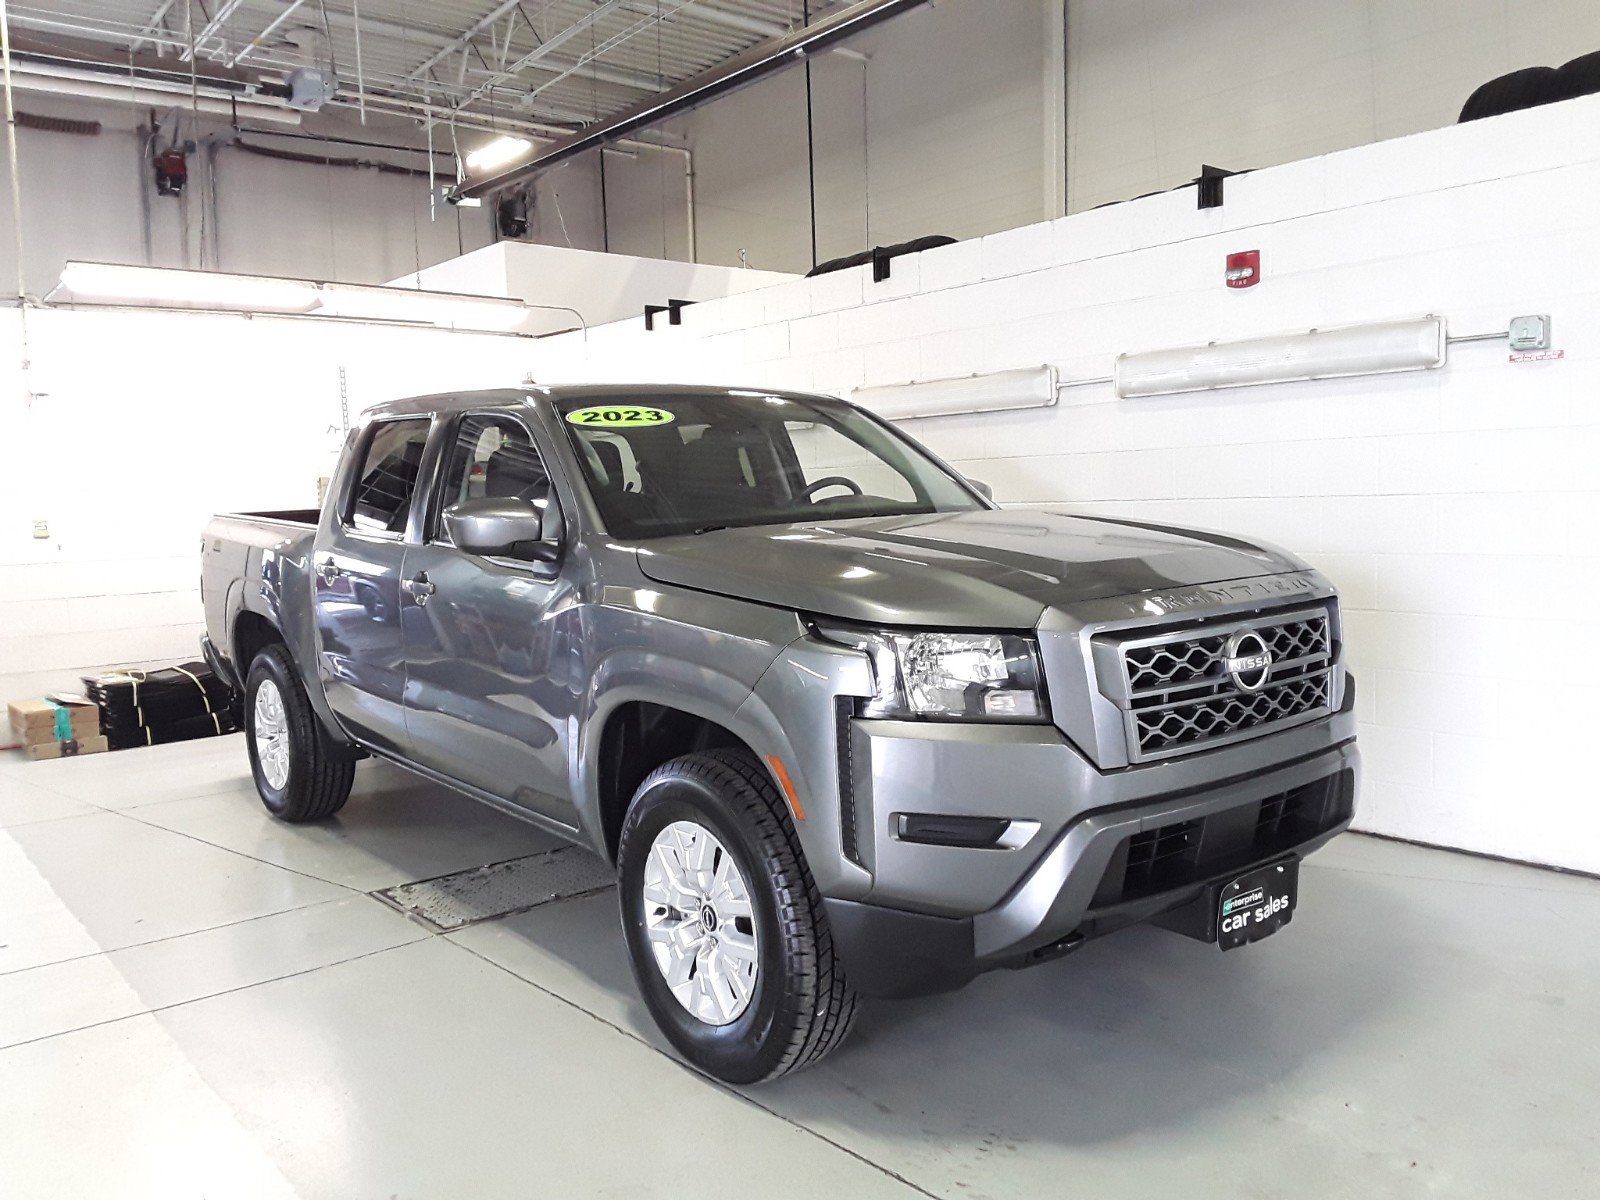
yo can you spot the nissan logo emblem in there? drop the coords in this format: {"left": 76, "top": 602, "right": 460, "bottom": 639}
{"left": 1224, "top": 630, "right": 1274, "bottom": 692}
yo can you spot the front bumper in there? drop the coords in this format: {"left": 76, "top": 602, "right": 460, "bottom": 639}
{"left": 826, "top": 693, "right": 1359, "bottom": 997}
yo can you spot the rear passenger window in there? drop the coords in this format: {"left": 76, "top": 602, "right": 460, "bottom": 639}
{"left": 348, "top": 419, "right": 430, "bottom": 535}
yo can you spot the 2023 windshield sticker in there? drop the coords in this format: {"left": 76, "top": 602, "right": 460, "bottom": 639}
{"left": 564, "top": 405, "right": 676, "bottom": 428}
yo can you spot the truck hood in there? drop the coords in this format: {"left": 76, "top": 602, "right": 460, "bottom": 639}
{"left": 634, "top": 509, "right": 1304, "bottom": 628}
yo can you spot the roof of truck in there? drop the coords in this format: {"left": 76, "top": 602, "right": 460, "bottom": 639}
{"left": 364, "top": 383, "right": 839, "bottom": 420}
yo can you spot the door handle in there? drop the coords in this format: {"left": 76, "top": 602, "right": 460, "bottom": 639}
{"left": 318, "top": 558, "right": 343, "bottom": 584}
{"left": 403, "top": 572, "right": 436, "bottom": 606}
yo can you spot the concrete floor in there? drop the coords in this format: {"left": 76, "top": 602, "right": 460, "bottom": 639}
{"left": 2, "top": 737, "right": 1596, "bottom": 1200}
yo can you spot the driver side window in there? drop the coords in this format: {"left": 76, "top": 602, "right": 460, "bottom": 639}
{"left": 786, "top": 420, "right": 917, "bottom": 503}
{"left": 433, "top": 414, "right": 555, "bottom": 560}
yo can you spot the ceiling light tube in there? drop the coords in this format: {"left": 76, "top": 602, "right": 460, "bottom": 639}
{"left": 55, "top": 263, "right": 534, "bottom": 332}
{"left": 1115, "top": 316, "right": 1447, "bottom": 399}
{"left": 853, "top": 366, "right": 1058, "bottom": 420}
{"left": 312, "top": 284, "right": 530, "bottom": 331}
{"left": 465, "top": 135, "right": 534, "bottom": 174}
{"left": 57, "top": 262, "right": 321, "bottom": 312}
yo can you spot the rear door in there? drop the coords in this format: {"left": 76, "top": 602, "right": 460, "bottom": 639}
{"left": 399, "top": 409, "right": 581, "bottom": 825}
{"left": 312, "top": 416, "right": 433, "bottom": 753}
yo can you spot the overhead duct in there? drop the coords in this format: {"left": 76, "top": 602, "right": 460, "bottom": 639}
{"left": 8, "top": 59, "right": 301, "bottom": 126}
{"left": 453, "top": 0, "right": 930, "bottom": 200}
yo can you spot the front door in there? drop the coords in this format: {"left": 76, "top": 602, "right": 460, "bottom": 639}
{"left": 311, "top": 416, "right": 432, "bottom": 753}
{"left": 400, "top": 411, "right": 581, "bottom": 825}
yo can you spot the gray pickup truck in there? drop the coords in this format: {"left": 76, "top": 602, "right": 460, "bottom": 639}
{"left": 202, "top": 384, "right": 1358, "bottom": 1083}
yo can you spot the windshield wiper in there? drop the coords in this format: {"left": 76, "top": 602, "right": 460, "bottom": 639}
{"left": 691, "top": 524, "right": 730, "bottom": 535}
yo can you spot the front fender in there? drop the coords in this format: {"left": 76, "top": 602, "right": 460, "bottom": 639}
{"left": 574, "top": 645, "right": 785, "bottom": 854}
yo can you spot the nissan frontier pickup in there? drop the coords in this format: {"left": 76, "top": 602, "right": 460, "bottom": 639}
{"left": 201, "top": 384, "right": 1359, "bottom": 1083}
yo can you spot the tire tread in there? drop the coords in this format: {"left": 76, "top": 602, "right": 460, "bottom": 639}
{"left": 622, "top": 748, "right": 858, "bottom": 1081}
{"left": 248, "top": 644, "right": 355, "bottom": 823}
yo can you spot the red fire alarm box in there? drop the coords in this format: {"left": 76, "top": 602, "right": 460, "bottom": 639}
{"left": 1225, "top": 249, "right": 1260, "bottom": 288}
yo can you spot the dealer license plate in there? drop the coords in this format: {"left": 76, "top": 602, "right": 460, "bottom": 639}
{"left": 1217, "top": 859, "right": 1298, "bottom": 950}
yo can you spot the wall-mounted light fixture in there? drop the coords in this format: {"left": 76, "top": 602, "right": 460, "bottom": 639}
{"left": 1114, "top": 316, "right": 1446, "bottom": 399}
{"left": 54, "top": 262, "right": 537, "bottom": 333}
{"left": 853, "top": 366, "right": 1058, "bottom": 420}
{"left": 57, "top": 262, "right": 321, "bottom": 313}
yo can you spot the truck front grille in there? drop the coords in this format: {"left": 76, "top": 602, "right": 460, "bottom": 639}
{"left": 1100, "top": 606, "right": 1336, "bottom": 762}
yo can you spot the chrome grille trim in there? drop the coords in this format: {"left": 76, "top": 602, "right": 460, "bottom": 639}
{"left": 1094, "top": 605, "right": 1336, "bottom": 762}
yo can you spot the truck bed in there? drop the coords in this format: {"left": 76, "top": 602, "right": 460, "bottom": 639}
{"left": 202, "top": 510, "right": 323, "bottom": 676}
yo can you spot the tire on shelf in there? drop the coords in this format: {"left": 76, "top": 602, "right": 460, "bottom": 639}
{"left": 1458, "top": 65, "right": 1560, "bottom": 122}
{"left": 1554, "top": 50, "right": 1600, "bottom": 103}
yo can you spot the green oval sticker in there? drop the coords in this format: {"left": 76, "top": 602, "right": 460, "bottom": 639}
{"left": 564, "top": 405, "right": 675, "bottom": 428}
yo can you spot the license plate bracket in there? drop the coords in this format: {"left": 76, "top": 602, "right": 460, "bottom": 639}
{"left": 1217, "top": 858, "right": 1298, "bottom": 950}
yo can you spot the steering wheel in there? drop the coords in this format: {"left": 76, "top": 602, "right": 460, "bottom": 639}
{"left": 798, "top": 475, "right": 864, "bottom": 502}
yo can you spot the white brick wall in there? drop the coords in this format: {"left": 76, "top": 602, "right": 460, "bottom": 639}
{"left": 529, "top": 96, "right": 1600, "bottom": 873}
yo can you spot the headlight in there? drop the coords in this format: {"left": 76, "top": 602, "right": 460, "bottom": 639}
{"left": 816, "top": 624, "right": 1047, "bottom": 722}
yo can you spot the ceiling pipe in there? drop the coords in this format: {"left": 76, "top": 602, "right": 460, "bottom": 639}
{"left": 454, "top": 0, "right": 929, "bottom": 199}
{"left": 6, "top": 59, "right": 302, "bottom": 126}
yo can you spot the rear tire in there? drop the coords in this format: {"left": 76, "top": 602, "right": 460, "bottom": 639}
{"left": 617, "top": 749, "right": 858, "bottom": 1084}
{"left": 244, "top": 644, "right": 355, "bottom": 823}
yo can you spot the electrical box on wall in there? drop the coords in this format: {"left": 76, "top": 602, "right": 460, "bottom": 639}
{"left": 1508, "top": 314, "right": 1551, "bottom": 351}
{"left": 1225, "top": 250, "right": 1260, "bottom": 288}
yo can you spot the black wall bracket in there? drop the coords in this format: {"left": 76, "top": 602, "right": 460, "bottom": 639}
{"left": 644, "top": 298, "right": 696, "bottom": 330}
{"left": 871, "top": 246, "right": 893, "bottom": 282}
{"left": 1197, "top": 164, "right": 1237, "bottom": 209}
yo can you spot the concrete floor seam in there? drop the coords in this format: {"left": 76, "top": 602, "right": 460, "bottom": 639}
{"left": 0, "top": 938, "right": 429, "bottom": 1054}
{"left": 447, "top": 937, "right": 945, "bottom": 1199}
{"left": 0, "top": 895, "right": 361, "bottom": 980}
{"left": 105, "top": 806, "right": 373, "bottom": 895}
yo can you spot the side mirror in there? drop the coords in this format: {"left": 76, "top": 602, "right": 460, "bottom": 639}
{"left": 443, "top": 496, "right": 564, "bottom": 562}
{"left": 967, "top": 478, "right": 994, "bottom": 502}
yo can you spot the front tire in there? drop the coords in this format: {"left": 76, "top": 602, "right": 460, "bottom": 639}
{"left": 244, "top": 644, "right": 354, "bottom": 823}
{"left": 617, "top": 749, "right": 858, "bottom": 1084}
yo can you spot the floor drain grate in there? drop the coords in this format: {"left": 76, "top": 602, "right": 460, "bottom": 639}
{"left": 372, "top": 846, "right": 615, "bottom": 932}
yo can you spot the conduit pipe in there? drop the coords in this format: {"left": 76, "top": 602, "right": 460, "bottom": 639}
{"left": 604, "top": 141, "right": 698, "bottom": 262}
{"left": 7, "top": 59, "right": 301, "bottom": 125}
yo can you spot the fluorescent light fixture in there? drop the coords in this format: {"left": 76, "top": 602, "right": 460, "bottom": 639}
{"left": 1115, "top": 316, "right": 1447, "bottom": 399}
{"left": 58, "top": 261, "right": 320, "bottom": 313}
{"left": 313, "top": 284, "right": 529, "bottom": 331}
{"left": 853, "top": 366, "right": 1058, "bottom": 420}
{"left": 465, "top": 135, "right": 533, "bottom": 173}
{"left": 55, "top": 262, "right": 532, "bottom": 332}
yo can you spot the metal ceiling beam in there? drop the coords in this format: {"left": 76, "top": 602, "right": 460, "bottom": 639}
{"left": 456, "top": 0, "right": 929, "bottom": 198}
{"left": 516, "top": 0, "right": 705, "bottom": 108}
{"left": 182, "top": 0, "right": 249, "bottom": 62}
{"left": 625, "top": 0, "right": 788, "bottom": 39}
{"left": 404, "top": 0, "right": 536, "bottom": 81}
{"left": 128, "top": 0, "right": 179, "bottom": 54}
{"left": 429, "top": 0, "right": 639, "bottom": 127}
{"left": 226, "top": 0, "right": 311, "bottom": 67}
{"left": 310, "top": 6, "right": 662, "bottom": 93}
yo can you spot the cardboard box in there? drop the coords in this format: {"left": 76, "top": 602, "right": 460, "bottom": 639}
{"left": 9, "top": 697, "right": 100, "bottom": 745}
{"left": 24, "top": 735, "right": 111, "bottom": 761}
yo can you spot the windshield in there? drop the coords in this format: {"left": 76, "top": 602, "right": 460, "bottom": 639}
{"left": 555, "top": 392, "right": 984, "bottom": 539}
